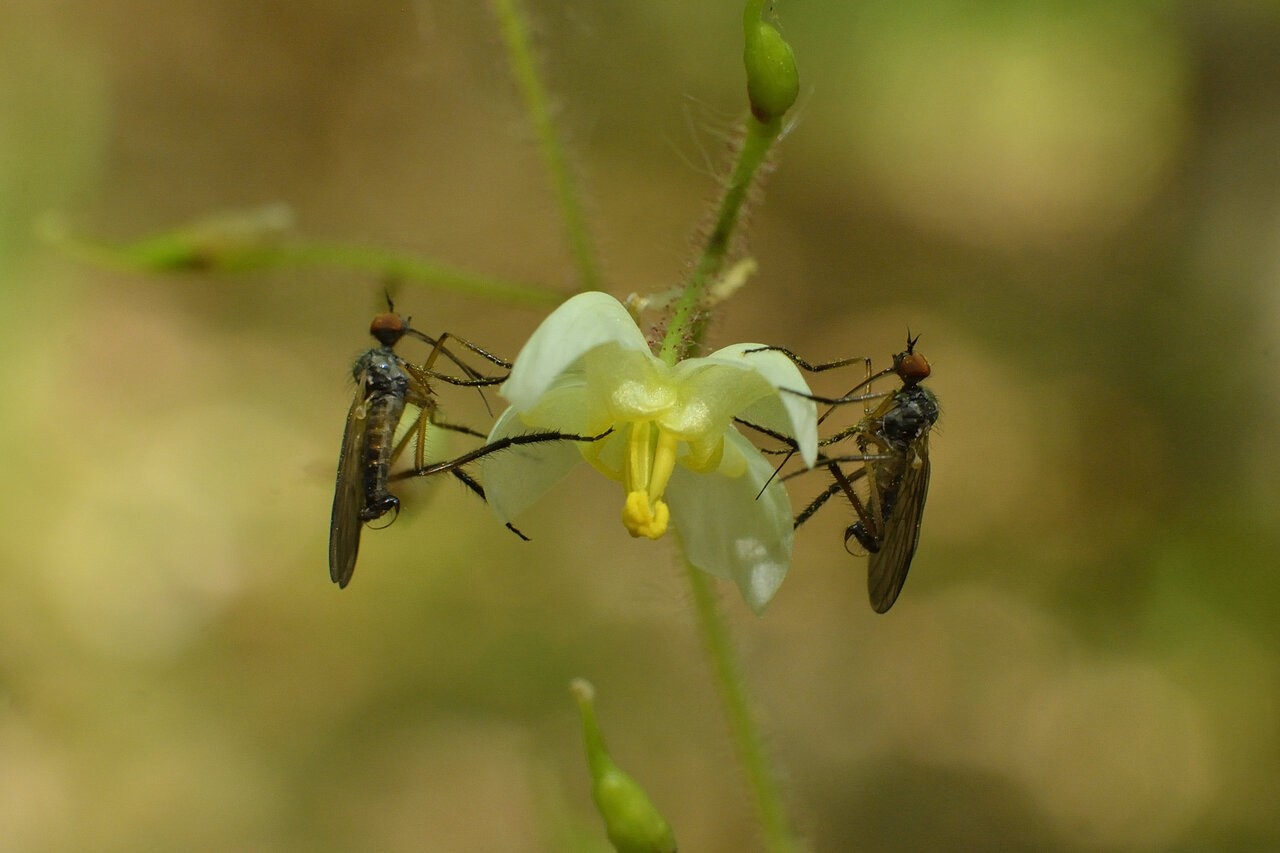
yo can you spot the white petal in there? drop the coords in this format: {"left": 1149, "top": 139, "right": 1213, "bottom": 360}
{"left": 519, "top": 374, "right": 594, "bottom": 433}
{"left": 583, "top": 345, "right": 676, "bottom": 420}
{"left": 691, "top": 343, "right": 819, "bottom": 467}
{"left": 665, "top": 428, "right": 794, "bottom": 613}
{"left": 501, "top": 292, "right": 653, "bottom": 412}
{"left": 665, "top": 360, "right": 772, "bottom": 439}
{"left": 480, "top": 406, "right": 587, "bottom": 524}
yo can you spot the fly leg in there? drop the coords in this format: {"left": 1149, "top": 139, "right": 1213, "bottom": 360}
{"left": 389, "top": 428, "right": 613, "bottom": 483}
{"left": 446, "top": 466, "right": 531, "bottom": 541}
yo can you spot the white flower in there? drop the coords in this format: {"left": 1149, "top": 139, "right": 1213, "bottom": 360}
{"left": 480, "top": 292, "right": 818, "bottom": 612}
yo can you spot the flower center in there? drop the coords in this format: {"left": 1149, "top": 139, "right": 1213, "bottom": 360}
{"left": 621, "top": 421, "right": 678, "bottom": 539}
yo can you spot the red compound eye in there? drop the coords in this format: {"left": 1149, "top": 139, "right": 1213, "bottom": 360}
{"left": 369, "top": 312, "right": 407, "bottom": 346}
{"left": 895, "top": 351, "right": 931, "bottom": 385}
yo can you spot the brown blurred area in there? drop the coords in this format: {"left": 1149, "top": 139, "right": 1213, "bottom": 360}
{"left": 3, "top": 1, "right": 1280, "bottom": 851}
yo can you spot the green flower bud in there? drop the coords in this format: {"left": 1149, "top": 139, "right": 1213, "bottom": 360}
{"left": 743, "top": 6, "right": 798, "bottom": 123}
{"left": 571, "top": 679, "right": 677, "bottom": 853}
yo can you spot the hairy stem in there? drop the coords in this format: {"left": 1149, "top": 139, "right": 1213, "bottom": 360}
{"left": 658, "top": 115, "right": 782, "bottom": 365}
{"left": 492, "top": 0, "right": 604, "bottom": 293}
{"left": 270, "top": 242, "right": 562, "bottom": 307}
{"left": 684, "top": 562, "right": 803, "bottom": 853}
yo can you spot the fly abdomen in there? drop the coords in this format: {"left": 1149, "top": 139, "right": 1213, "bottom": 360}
{"left": 359, "top": 383, "right": 408, "bottom": 524}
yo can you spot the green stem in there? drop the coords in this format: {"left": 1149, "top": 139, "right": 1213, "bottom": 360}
{"left": 684, "top": 562, "right": 802, "bottom": 853}
{"left": 49, "top": 227, "right": 562, "bottom": 308}
{"left": 492, "top": 0, "right": 604, "bottom": 293}
{"left": 657, "top": 115, "right": 782, "bottom": 365}
{"left": 270, "top": 242, "right": 562, "bottom": 307}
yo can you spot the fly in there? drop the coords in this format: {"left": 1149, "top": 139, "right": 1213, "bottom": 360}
{"left": 330, "top": 308, "right": 609, "bottom": 588}
{"left": 742, "top": 334, "right": 939, "bottom": 612}
{"left": 808, "top": 335, "right": 938, "bottom": 612}
{"left": 330, "top": 310, "right": 447, "bottom": 588}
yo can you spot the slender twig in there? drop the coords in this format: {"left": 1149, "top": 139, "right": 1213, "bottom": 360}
{"left": 684, "top": 562, "right": 803, "bottom": 853}
{"left": 270, "top": 242, "right": 561, "bottom": 307}
{"left": 657, "top": 114, "right": 782, "bottom": 365}
{"left": 492, "top": 0, "right": 604, "bottom": 293}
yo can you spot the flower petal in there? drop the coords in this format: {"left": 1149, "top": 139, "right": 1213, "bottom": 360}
{"left": 480, "top": 406, "right": 587, "bottom": 524}
{"left": 584, "top": 344, "right": 677, "bottom": 421}
{"left": 513, "top": 372, "right": 629, "bottom": 481}
{"left": 665, "top": 361, "right": 769, "bottom": 439}
{"left": 501, "top": 292, "right": 653, "bottom": 412}
{"left": 520, "top": 374, "right": 594, "bottom": 433}
{"left": 688, "top": 343, "right": 818, "bottom": 468}
{"left": 665, "top": 428, "right": 794, "bottom": 613}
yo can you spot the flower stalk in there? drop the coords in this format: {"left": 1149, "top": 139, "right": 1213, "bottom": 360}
{"left": 684, "top": 562, "right": 804, "bottom": 853}
{"left": 42, "top": 208, "right": 562, "bottom": 308}
{"left": 667, "top": 6, "right": 803, "bottom": 851}
{"left": 492, "top": 0, "right": 604, "bottom": 293}
{"left": 657, "top": 1, "right": 799, "bottom": 365}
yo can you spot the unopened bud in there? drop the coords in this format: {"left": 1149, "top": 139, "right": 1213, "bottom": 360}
{"left": 744, "top": 5, "right": 798, "bottom": 123}
{"left": 571, "top": 679, "right": 677, "bottom": 853}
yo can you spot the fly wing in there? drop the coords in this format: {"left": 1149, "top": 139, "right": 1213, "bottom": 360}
{"left": 329, "top": 391, "right": 369, "bottom": 587}
{"left": 866, "top": 446, "right": 931, "bottom": 613}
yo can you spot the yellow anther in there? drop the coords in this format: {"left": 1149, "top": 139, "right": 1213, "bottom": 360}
{"left": 620, "top": 422, "right": 679, "bottom": 539}
{"left": 623, "top": 491, "right": 670, "bottom": 539}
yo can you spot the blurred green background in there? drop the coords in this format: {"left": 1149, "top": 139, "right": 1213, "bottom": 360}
{"left": 3, "top": 1, "right": 1279, "bottom": 851}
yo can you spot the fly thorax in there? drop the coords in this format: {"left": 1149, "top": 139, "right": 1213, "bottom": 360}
{"left": 357, "top": 348, "right": 411, "bottom": 397}
{"left": 881, "top": 387, "right": 939, "bottom": 447}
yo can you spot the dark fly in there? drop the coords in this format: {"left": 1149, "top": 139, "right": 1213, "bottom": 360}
{"left": 743, "top": 335, "right": 939, "bottom": 612}
{"left": 803, "top": 335, "right": 938, "bottom": 612}
{"left": 330, "top": 311, "right": 434, "bottom": 588}
{"left": 842, "top": 358, "right": 937, "bottom": 611}
{"left": 330, "top": 309, "right": 612, "bottom": 588}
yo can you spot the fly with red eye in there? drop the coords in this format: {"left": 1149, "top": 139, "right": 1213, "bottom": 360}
{"left": 329, "top": 306, "right": 608, "bottom": 588}
{"left": 741, "top": 333, "right": 939, "bottom": 612}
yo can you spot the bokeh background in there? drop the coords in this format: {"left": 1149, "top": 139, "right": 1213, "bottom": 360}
{"left": 3, "top": 1, "right": 1279, "bottom": 851}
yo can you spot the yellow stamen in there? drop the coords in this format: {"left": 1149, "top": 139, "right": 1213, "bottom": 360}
{"left": 648, "top": 430, "right": 678, "bottom": 503}
{"left": 620, "top": 421, "right": 677, "bottom": 539}
{"left": 623, "top": 491, "right": 670, "bottom": 539}
{"left": 625, "top": 421, "right": 652, "bottom": 495}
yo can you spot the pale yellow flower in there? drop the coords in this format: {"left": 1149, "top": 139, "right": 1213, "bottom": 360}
{"left": 480, "top": 292, "right": 818, "bottom": 611}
